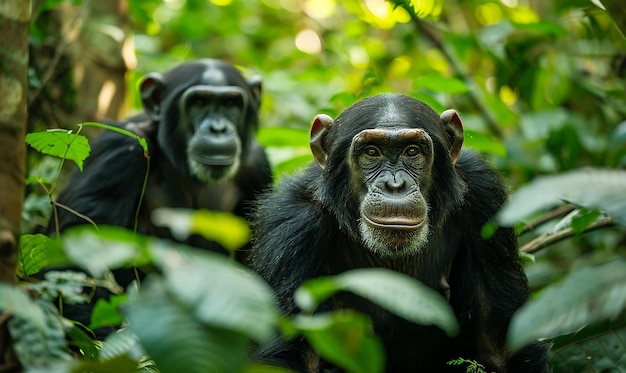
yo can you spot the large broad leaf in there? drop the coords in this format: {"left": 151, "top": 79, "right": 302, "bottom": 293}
{"left": 550, "top": 316, "right": 626, "bottom": 372}
{"left": 151, "top": 243, "right": 278, "bottom": 343}
{"left": 507, "top": 260, "right": 626, "bottom": 351}
{"left": 0, "top": 283, "right": 47, "bottom": 331}
{"left": 7, "top": 298, "right": 72, "bottom": 367}
{"left": 295, "top": 268, "right": 459, "bottom": 336}
{"left": 126, "top": 277, "right": 249, "bottom": 373}
{"left": 151, "top": 208, "right": 251, "bottom": 253}
{"left": 90, "top": 294, "right": 127, "bottom": 330}
{"left": 498, "top": 168, "right": 626, "bottom": 226}
{"left": 291, "top": 311, "right": 385, "bottom": 373}
{"left": 99, "top": 328, "right": 143, "bottom": 361}
{"left": 60, "top": 225, "right": 150, "bottom": 277}
{"left": 25, "top": 130, "right": 91, "bottom": 171}
{"left": 19, "top": 233, "right": 55, "bottom": 277}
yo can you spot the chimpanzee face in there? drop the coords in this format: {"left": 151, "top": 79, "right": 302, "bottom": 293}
{"left": 349, "top": 126, "right": 434, "bottom": 256}
{"left": 309, "top": 94, "right": 463, "bottom": 257}
{"left": 139, "top": 59, "right": 261, "bottom": 183}
{"left": 180, "top": 84, "right": 248, "bottom": 181}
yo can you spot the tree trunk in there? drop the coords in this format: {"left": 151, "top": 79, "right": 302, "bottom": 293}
{"left": 0, "top": 0, "right": 31, "bottom": 370}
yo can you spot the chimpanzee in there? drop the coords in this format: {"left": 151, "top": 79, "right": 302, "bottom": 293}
{"left": 249, "top": 94, "right": 550, "bottom": 372}
{"left": 44, "top": 59, "right": 272, "bottom": 337}
{"left": 48, "top": 59, "right": 272, "bottom": 254}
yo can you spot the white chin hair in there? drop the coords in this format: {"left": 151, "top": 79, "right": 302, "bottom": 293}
{"left": 188, "top": 158, "right": 240, "bottom": 182}
{"left": 359, "top": 220, "right": 430, "bottom": 257}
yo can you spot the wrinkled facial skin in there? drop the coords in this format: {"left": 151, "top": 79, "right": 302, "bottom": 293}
{"left": 349, "top": 128, "right": 435, "bottom": 256}
{"left": 181, "top": 85, "right": 247, "bottom": 182}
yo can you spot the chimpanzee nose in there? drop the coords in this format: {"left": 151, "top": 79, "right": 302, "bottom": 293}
{"left": 385, "top": 174, "right": 405, "bottom": 192}
{"left": 209, "top": 120, "right": 227, "bottom": 133}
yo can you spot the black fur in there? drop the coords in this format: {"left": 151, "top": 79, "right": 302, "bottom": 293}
{"left": 44, "top": 60, "right": 272, "bottom": 338}
{"left": 250, "top": 94, "right": 549, "bottom": 372}
{"left": 48, "top": 59, "right": 272, "bottom": 252}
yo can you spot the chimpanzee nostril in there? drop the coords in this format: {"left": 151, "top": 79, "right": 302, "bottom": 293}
{"left": 209, "top": 120, "right": 227, "bottom": 133}
{"left": 385, "top": 175, "right": 405, "bottom": 192}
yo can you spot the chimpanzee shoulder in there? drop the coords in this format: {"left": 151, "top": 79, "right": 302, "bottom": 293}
{"left": 51, "top": 121, "right": 152, "bottom": 232}
{"left": 454, "top": 149, "right": 509, "bottom": 222}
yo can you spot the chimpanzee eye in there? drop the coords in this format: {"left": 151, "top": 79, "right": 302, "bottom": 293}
{"left": 188, "top": 95, "right": 208, "bottom": 108}
{"left": 363, "top": 146, "right": 380, "bottom": 157}
{"left": 404, "top": 145, "right": 420, "bottom": 157}
{"left": 222, "top": 95, "right": 242, "bottom": 108}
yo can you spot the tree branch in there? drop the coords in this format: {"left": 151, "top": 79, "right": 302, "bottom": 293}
{"left": 519, "top": 204, "right": 577, "bottom": 235}
{"left": 520, "top": 216, "right": 615, "bottom": 253}
{"left": 401, "top": 6, "right": 503, "bottom": 138}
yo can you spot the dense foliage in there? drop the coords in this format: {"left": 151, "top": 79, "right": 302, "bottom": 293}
{"left": 6, "top": 0, "right": 626, "bottom": 371}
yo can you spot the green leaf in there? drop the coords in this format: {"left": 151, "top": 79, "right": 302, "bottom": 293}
{"left": 27, "top": 270, "right": 88, "bottom": 305}
{"left": 295, "top": 268, "right": 459, "bottom": 336}
{"left": 0, "top": 283, "right": 47, "bottom": 331}
{"left": 90, "top": 294, "right": 127, "bottom": 330}
{"left": 56, "top": 355, "right": 140, "bottom": 372}
{"left": 99, "top": 328, "right": 142, "bottom": 361}
{"left": 531, "top": 54, "right": 571, "bottom": 110}
{"left": 151, "top": 208, "right": 251, "bottom": 253}
{"left": 273, "top": 154, "right": 313, "bottom": 178}
{"left": 257, "top": 127, "right": 309, "bottom": 147}
{"left": 25, "top": 129, "right": 91, "bottom": 171}
{"left": 82, "top": 121, "right": 149, "bottom": 155}
{"left": 597, "top": 0, "right": 626, "bottom": 38}
{"left": 479, "top": 86, "right": 518, "bottom": 127}
{"left": 464, "top": 129, "right": 507, "bottom": 157}
{"left": 294, "top": 277, "right": 338, "bottom": 312}
{"left": 507, "top": 260, "right": 626, "bottom": 351}
{"left": 61, "top": 225, "right": 150, "bottom": 277}
{"left": 329, "top": 91, "right": 358, "bottom": 109}
{"left": 7, "top": 298, "right": 72, "bottom": 367}
{"left": 66, "top": 323, "right": 100, "bottom": 360}
{"left": 498, "top": 168, "right": 626, "bottom": 226}
{"left": 569, "top": 209, "right": 603, "bottom": 234}
{"left": 126, "top": 277, "right": 249, "bottom": 373}
{"left": 519, "top": 109, "right": 568, "bottom": 141}
{"left": 292, "top": 311, "right": 385, "bottom": 373}
{"left": 550, "top": 316, "right": 626, "bottom": 372}
{"left": 19, "top": 233, "right": 53, "bottom": 277}
{"left": 151, "top": 245, "right": 278, "bottom": 343}
{"left": 514, "top": 21, "right": 568, "bottom": 37}
{"left": 410, "top": 92, "right": 446, "bottom": 114}
{"left": 413, "top": 74, "right": 469, "bottom": 94}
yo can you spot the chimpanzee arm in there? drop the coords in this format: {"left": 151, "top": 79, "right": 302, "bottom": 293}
{"left": 448, "top": 151, "right": 550, "bottom": 373}
{"left": 250, "top": 166, "right": 337, "bottom": 370}
{"left": 251, "top": 166, "right": 332, "bottom": 312}
{"left": 47, "top": 129, "right": 149, "bottom": 234}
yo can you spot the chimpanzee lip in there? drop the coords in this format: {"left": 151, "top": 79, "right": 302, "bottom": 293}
{"left": 362, "top": 214, "right": 426, "bottom": 231}
{"left": 190, "top": 153, "right": 237, "bottom": 166}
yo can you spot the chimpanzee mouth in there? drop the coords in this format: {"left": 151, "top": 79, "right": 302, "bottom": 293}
{"left": 190, "top": 153, "right": 238, "bottom": 166}
{"left": 188, "top": 157, "right": 240, "bottom": 182}
{"left": 361, "top": 214, "right": 426, "bottom": 231}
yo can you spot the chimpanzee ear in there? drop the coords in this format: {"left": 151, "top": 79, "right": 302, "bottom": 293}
{"left": 310, "top": 114, "right": 334, "bottom": 170}
{"left": 140, "top": 73, "right": 166, "bottom": 122}
{"left": 440, "top": 109, "right": 464, "bottom": 165}
{"left": 247, "top": 75, "right": 262, "bottom": 109}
